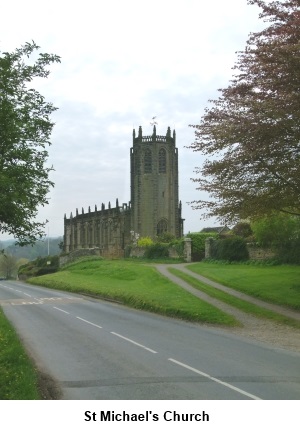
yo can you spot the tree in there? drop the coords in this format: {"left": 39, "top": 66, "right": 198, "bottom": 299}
{"left": 211, "top": 236, "right": 249, "bottom": 262}
{"left": 0, "top": 41, "right": 60, "bottom": 244}
{"left": 0, "top": 251, "right": 17, "bottom": 279}
{"left": 188, "top": 0, "right": 300, "bottom": 224}
{"left": 251, "top": 212, "right": 300, "bottom": 247}
{"left": 232, "top": 222, "right": 253, "bottom": 239}
{"left": 251, "top": 212, "right": 300, "bottom": 263}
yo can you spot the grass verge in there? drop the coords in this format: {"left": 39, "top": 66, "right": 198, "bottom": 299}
{"left": 186, "top": 262, "right": 300, "bottom": 310}
{"left": 169, "top": 268, "right": 300, "bottom": 329}
{"left": 28, "top": 259, "right": 238, "bottom": 326}
{"left": 0, "top": 308, "right": 41, "bottom": 399}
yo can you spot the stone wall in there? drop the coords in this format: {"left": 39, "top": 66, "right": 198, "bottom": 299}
{"left": 246, "top": 245, "right": 276, "bottom": 260}
{"left": 204, "top": 237, "right": 275, "bottom": 261}
{"left": 59, "top": 247, "right": 125, "bottom": 267}
{"left": 59, "top": 248, "right": 101, "bottom": 267}
{"left": 129, "top": 246, "right": 147, "bottom": 258}
{"left": 129, "top": 246, "right": 178, "bottom": 258}
{"left": 129, "top": 238, "right": 191, "bottom": 261}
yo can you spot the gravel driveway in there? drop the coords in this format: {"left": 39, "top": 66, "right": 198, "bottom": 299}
{"left": 155, "top": 264, "right": 300, "bottom": 353}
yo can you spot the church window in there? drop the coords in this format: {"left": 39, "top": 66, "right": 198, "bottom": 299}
{"left": 157, "top": 219, "right": 168, "bottom": 236}
{"left": 144, "top": 148, "right": 152, "bottom": 173}
{"left": 159, "top": 148, "right": 166, "bottom": 173}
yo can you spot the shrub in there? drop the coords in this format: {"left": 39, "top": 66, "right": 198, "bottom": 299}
{"left": 35, "top": 266, "right": 58, "bottom": 276}
{"left": 137, "top": 237, "right": 154, "bottom": 247}
{"left": 251, "top": 213, "right": 300, "bottom": 247}
{"left": 232, "top": 222, "right": 253, "bottom": 239}
{"left": 251, "top": 213, "right": 300, "bottom": 264}
{"left": 211, "top": 236, "right": 249, "bottom": 262}
{"left": 170, "top": 239, "right": 184, "bottom": 258}
{"left": 276, "top": 238, "right": 300, "bottom": 264}
{"left": 156, "top": 232, "right": 176, "bottom": 243}
{"left": 18, "top": 255, "right": 59, "bottom": 278}
{"left": 144, "top": 243, "right": 169, "bottom": 259}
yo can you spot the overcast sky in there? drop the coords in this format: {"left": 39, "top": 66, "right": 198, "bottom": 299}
{"left": 1, "top": 0, "right": 265, "bottom": 240}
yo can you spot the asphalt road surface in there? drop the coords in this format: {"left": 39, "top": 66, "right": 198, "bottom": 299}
{"left": 1, "top": 279, "right": 300, "bottom": 400}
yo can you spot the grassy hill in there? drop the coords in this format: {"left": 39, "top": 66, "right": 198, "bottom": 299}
{"left": 28, "top": 258, "right": 238, "bottom": 326}
{"left": 28, "top": 258, "right": 300, "bottom": 327}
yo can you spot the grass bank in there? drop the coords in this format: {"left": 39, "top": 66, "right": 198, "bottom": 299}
{"left": 28, "top": 258, "right": 238, "bottom": 326}
{"left": 186, "top": 262, "right": 300, "bottom": 310}
{"left": 169, "top": 268, "right": 300, "bottom": 329}
{"left": 0, "top": 308, "right": 40, "bottom": 399}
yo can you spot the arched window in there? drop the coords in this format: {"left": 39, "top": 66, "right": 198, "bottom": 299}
{"left": 157, "top": 219, "right": 168, "bottom": 236}
{"left": 144, "top": 148, "right": 152, "bottom": 173}
{"left": 159, "top": 148, "right": 166, "bottom": 173}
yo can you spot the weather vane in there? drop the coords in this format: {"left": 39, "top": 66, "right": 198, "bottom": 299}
{"left": 150, "top": 116, "right": 158, "bottom": 126}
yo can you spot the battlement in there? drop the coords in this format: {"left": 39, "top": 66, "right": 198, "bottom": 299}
{"left": 141, "top": 134, "right": 168, "bottom": 142}
{"left": 133, "top": 125, "right": 176, "bottom": 145}
{"left": 64, "top": 199, "right": 131, "bottom": 222}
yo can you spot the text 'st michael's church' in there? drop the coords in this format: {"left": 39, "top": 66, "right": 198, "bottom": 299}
{"left": 63, "top": 125, "right": 184, "bottom": 257}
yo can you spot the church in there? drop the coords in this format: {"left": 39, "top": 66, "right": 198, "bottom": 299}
{"left": 63, "top": 125, "right": 184, "bottom": 257}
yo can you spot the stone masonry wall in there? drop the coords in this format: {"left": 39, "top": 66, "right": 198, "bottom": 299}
{"left": 205, "top": 237, "right": 275, "bottom": 261}
{"left": 247, "top": 245, "right": 276, "bottom": 260}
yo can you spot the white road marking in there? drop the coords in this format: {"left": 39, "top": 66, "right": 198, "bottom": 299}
{"left": 168, "top": 358, "right": 262, "bottom": 400}
{"left": 23, "top": 293, "right": 32, "bottom": 297}
{"left": 53, "top": 307, "right": 70, "bottom": 315}
{"left": 111, "top": 332, "right": 157, "bottom": 354}
{"left": 76, "top": 317, "right": 102, "bottom": 329}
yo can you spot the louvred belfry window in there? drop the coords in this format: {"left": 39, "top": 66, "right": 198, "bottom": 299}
{"left": 159, "top": 148, "right": 166, "bottom": 173}
{"left": 144, "top": 148, "right": 152, "bottom": 173}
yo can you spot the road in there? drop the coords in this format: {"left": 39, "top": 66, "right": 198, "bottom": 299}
{"left": 1, "top": 279, "right": 300, "bottom": 400}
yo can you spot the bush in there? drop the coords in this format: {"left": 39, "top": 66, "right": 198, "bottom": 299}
{"left": 276, "top": 238, "right": 300, "bottom": 264}
{"left": 144, "top": 243, "right": 169, "bottom": 259}
{"left": 251, "top": 213, "right": 300, "bottom": 264}
{"left": 18, "top": 255, "right": 59, "bottom": 278}
{"left": 186, "top": 232, "right": 218, "bottom": 261}
{"left": 156, "top": 232, "right": 176, "bottom": 243}
{"left": 211, "top": 236, "right": 249, "bottom": 262}
{"left": 232, "top": 222, "right": 253, "bottom": 239}
{"left": 137, "top": 237, "right": 154, "bottom": 247}
{"left": 170, "top": 239, "right": 184, "bottom": 258}
{"left": 251, "top": 213, "right": 300, "bottom": 247}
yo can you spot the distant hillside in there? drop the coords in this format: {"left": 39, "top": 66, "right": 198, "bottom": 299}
{"left": 0, "top": 239, "right": 15, "bottom": 248}
{"left": 0, "top": 237, "right": 63, "bottom": 260}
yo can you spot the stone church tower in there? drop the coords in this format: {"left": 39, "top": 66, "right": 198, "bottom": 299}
{"left": 63, "top": 125, "right": 183, "bottom": 256}
{"left": 130, "top": 125, "right": 183, "bottom": 239}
